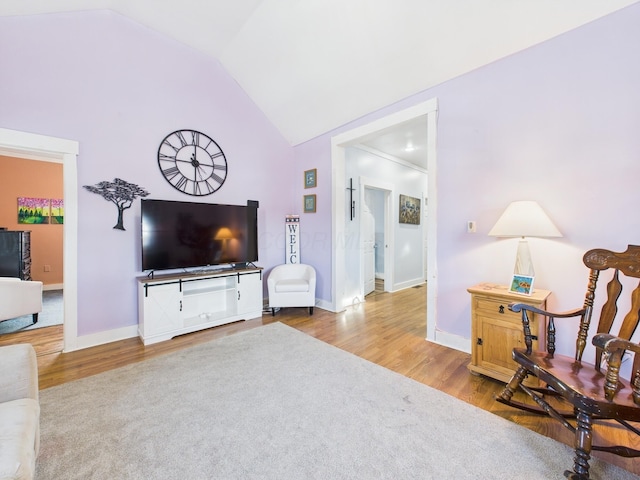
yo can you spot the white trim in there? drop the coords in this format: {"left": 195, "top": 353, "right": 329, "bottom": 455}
{"left": 352, "top": 144, "right": 428, "bottom": 174}
{"left": 434, "top": 329, "right": 471, "bottom": 355}
{"left": 69, "top": 325, "right": 139, "bottom": 352}
{"left": 425, "top": 101, "right": 438, "bottom": 343}
{"left": 0, "top": 128, "right": 79, "bottom": 352}
{"left": 331, "top": 98, "right": 439, "bottom": 342}
{"left": 393, "top": 278, "right": 425, "bottom": 292}
{"left": 315, "top": 298, "right": 334, "bottom": 313}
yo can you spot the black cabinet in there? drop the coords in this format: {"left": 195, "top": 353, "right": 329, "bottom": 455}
{"left": 0, "top": 230, "right": 32, "bottom": 280}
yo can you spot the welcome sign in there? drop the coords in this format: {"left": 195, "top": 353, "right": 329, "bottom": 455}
{"left": 285, "top": 215, "right": 300, "bottom": 264}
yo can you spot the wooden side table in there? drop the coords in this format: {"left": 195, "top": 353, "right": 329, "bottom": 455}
{"left": 467, "top": 283, "right": 551, "bottom": 383}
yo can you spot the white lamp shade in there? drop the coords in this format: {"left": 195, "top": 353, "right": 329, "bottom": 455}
{"left": 488, "top": 201, "right": 562, "bottom": 238}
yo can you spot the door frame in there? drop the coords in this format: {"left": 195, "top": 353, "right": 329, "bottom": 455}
{"left": 331, "top": 97, "right": 438, "bottom": 341}
{"left": 0, "top": 128, "right": 79, "bottom": 352}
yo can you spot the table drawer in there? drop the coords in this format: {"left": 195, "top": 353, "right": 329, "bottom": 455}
{"left": 474, "top": 297, "right": 523, "bottom": 321}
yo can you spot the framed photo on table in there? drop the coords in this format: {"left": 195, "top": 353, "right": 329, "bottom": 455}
{"left": 304, "top": 168, "right": 317, "bottom": 189}
{"left": 303, "top": 194, "right": 316, "bottom": 213}
{"left": 509, "top": 274, "right": 534, "bottom": 295}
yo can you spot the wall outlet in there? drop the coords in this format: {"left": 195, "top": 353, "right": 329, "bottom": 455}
{"left": 467, "top": 221, "right": 476, "bottom": 233}
{"left": 44, "top": 265, "right": 51, "bottom": 272}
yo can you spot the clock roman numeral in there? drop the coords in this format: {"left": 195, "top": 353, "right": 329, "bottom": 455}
{"left": 213, "top": 164, "right": 227, "bottom": 171}
{"left": 162, "top": 140, "right": 179, "bottom": 153}
{"left": 159, "top": 153, "right": 176, "bottom": 161}
{"left": 175, "top": 175, "right": 188, "bottom": 191}
{"left": 175, "top": 131, "right": 188, "bottom": 147}
{"left": 162, "top": 166, "right": 180, "bottom": 180}
{"left": 194, "top": 181, "right": 215, "bottom": 196}
{"left": 211, "top": 172, "right": 225, "bottom": 185}
{"left": 191, "top": 131, "right": 200, "bottom": 146}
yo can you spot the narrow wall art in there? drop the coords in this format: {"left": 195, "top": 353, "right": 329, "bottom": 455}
{"left": 50, "top": 198, "right": 64, "bottom": 224}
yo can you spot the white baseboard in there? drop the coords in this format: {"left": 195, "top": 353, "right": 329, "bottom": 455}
{"left": 44, "top": 283, "right": 63, "bottom": 291}
{"left": 432, "top": 329, "right": 471, "bottom": 354}
{"left": 64, "top": 325, "right": 138, "bottom": 353}
{"left": 315, "top": 298, "right": 333, "bottom": 312}
{"left": 392, "top": 278, "right": 426, "bottom": 292}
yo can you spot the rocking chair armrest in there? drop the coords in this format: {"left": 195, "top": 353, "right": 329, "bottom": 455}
{"left": 592, "top": 333, "right": 640, "bottom": 355}
{"left": 508, "top": 303, "right": 585, "bottom": 319}
{"left": 592, "top": 333, "right": 640, "bottom": 403}
{"left": 509, "top": 304, "right": 587, "bottom": 355}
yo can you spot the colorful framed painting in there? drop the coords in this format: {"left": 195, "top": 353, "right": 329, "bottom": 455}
{"left": 399, "top": 194, "right": 421, "bottom": 225}
{"left": 304, "top": 168, "right": 317, "bottom": 189}
{"left": 18, "top": 197, "right": 50, "bottom": 224}
{"left": 509, "top": 274, "right": 534, "bottom": 296}
{"left": 303, "top": 194, "right": 316, "bottom": 213}
{"left": 50, "top": 198, "right": 64, "bottom": 224}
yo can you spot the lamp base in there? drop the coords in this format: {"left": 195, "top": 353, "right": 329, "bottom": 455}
{"left": 514, "top": 238, "right": 535, "bottom": 277}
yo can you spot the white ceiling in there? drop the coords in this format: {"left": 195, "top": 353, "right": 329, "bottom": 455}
{"left": 2, "top": 0, "right": 638, "bottom": 165}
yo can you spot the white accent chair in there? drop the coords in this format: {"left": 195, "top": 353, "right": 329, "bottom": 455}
{"left": 0, "top": 277, "right": 43, "bottom": 325}
{"left": 267, "top": 264, "right": 316, "bottom": 316}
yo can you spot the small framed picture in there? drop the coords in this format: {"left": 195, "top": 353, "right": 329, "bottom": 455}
{"left": 509, "top": 274, "right": 534, "bottom": 295}
{"left": 304, "top": 168, "right": 317, "bottom": 189}
{"left": 303, "top": 194, "right": 316, "bottom": 213}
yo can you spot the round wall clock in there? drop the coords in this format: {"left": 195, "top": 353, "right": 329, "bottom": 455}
{"left": 157, "top": 129, "right": 228, "bottom": 196}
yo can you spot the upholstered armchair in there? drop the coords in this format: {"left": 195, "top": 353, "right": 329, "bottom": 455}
{"left": 0, "top": 277, "right": 43, "bottom": 324}
{"left": 267, "top": 264, "right": 316, "bottom": 315}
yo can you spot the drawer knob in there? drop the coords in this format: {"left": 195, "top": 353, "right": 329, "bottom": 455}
{"left": 499, "top": 305, "right": 505, "bottom": 314}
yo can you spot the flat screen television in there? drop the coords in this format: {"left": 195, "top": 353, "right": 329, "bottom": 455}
{"left": 141, "top": 199, "right": 258, "bottom": 272}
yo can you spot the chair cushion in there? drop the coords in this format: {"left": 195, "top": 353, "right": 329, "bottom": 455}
{"left": 0, "top": 398, "right": 39, "bottom": 480}
{"left": 275, "top": 279, "right": 310, "bottom": 293}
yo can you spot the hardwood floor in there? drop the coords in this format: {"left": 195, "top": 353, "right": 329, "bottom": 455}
{"left": 1, "top": 283, "right": 638, "bottom": 476}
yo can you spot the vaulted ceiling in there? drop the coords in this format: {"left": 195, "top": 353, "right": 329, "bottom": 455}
{"left": 2, "top": 0, "right": 638, "bottom": 149}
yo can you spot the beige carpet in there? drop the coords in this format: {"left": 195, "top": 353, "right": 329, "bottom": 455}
{"left": 36, "top": 322, "right": 638, "bottom": 479}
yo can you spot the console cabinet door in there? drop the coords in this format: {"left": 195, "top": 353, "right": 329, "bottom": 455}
{"left": 140, "top": 282, "right": 182, "bottom": 336}
{"left": 237, "top": 271, "right": 263, "bottom": 317}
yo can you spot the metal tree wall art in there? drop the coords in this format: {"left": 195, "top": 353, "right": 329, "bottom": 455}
{"left": 84, "top": 178, "right": 149, "bottom": 231}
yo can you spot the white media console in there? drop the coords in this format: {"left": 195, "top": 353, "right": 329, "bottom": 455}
{"left": 137, "top": 267, "right": 264, "bottom": 345}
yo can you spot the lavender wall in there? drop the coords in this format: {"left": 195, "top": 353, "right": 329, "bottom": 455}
{"left": 293, "top": 4, "right": 640, "bottom": 355}
{"left": 0, "top": 11, "right": 294, "bottom": 336}
{"left": 2, "top": 5, "right": 640, "bottom": 356}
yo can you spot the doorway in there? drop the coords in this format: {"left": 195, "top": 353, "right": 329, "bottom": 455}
{"left": 361, "top": 182, "right": 392, "bottom": 299}
{"left": 331, "top": 98, "right": 438, "bottom": 341}
{"left": 0, "top": 128, "right": 79, "bottom": 352}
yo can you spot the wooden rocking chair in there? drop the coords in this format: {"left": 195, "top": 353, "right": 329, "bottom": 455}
{"left": 497, "top": 245, "right": 640, "bottom": 479}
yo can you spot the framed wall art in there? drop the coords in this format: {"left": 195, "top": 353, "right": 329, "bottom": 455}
{"left": 18, "top": 197, "right": 50, "bottom": 224}
{"left": 50, "top": 198, "right": 64, "bottom": 224}
{"left": 303, "top": 194, "right": 316, "bottom": 213}
{"left": 399, "top": 194, "right": 421, "bottom": 225}
{"left": 304, "top": 168, "right": 317, "bottom": 189}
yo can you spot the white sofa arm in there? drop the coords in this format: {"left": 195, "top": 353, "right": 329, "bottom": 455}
{"left": 0, "top": 277, "right": 43, "bottom": 322}
{"left": 0, "top": 344, "right": 39, "bottom": 404}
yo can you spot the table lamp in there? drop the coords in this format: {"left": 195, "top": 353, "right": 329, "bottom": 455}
{"left": 488, "top": 201, "right": 562, "bottom": 277}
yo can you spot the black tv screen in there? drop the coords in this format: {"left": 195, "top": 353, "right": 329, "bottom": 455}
{"left": 141, "top": 199, "right": 258, "bottom": 271}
